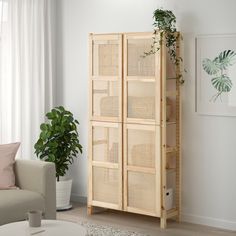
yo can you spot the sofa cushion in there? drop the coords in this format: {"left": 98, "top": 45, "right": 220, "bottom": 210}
{"left": 0, "top": 142, "right": 20, "bottom": 189}
{"left": 0, "top": 189, "right": 44, "bottom": 225}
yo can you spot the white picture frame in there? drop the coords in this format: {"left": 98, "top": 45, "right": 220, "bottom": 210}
{"left": 196, "top": 34, "right": 236, "bottom": 116}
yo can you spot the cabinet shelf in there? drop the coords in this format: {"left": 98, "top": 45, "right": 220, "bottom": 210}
{"left": 166, "top": 90, "right": 177, "bottom": 97}
{"left": 91, "top": 76, "right": 119, "bottom": 81}
{"left": 167, "top": 208, "right": 178, "bottom": 219}
{"left": 126, "top": 76, "right": 156, "bottom": 82}
{"left": 166, "top": 147, "right": 177, "bottom": 154}
{"left": 92, "top": 161, "right": 119, "bottom": 169}
{"left": 126, "top": 166, "right": 156, "bottom": 174}
{"left": 166, "top": 168, "right": 176, "bottom": 173}
{"left": 166, "top": 121, "right": 176, "bottom": 125}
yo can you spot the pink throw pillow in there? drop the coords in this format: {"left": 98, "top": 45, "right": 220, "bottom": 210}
{"left": 0, "top": 142, "right": 20, "bottom": 189}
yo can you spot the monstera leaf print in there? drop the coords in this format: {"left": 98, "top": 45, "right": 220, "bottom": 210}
{"left": 211, "top": 75, "right": 233, "bottom": 101}
{"left": 202, "top": 58, "right": 220, "bottom": 75}
{"left": 202, "top": 49, "right": 236, "bottom": 102}
{"left": 216, "top": 50, "right": 236, "bottom": 70}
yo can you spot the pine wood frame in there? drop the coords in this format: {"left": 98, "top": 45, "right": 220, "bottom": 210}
{"left": 123, "top": 32, "right": 161, "bottom": 125}
{"left": 88, "top": 32, "right": 182, "bottom": 229}
{"left": 88, "top": 121, "right": 123, "bottom": 211}
{"left": 123, "top": 123, "right": 161, "bottom": 217}
{"left": 89, "top": 34, "right": 123, "bottom": 123}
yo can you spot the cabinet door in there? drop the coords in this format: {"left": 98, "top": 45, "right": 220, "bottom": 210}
{"left": 123, "top": 33, "right": 161, "bottom": 125}
{"left": 123, "top": 124, "right": 161, "bottom": 217}
{"left": 89, "top": 34, "right": 122, "bottom": 122}
{"left": 88, "top": 121, "right": 122, "bottom": 210}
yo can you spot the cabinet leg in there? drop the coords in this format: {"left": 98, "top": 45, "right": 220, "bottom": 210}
{"left": 160, "top": 217, "right": 167, "bottom": 229}
{"left": 176, "top": 213, "right": 181, "bottom": 223}
{"left": 87, "top": 205, "right": 94, "bottom": 215}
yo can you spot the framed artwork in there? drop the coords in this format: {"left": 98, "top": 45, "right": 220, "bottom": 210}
{"left": 196, "top": 34, "right": 236, "bottom": 116}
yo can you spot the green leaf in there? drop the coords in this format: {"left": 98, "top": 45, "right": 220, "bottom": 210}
{"left": 51, "top": 109, "right": 58, "bottom": 117}
{"left": 40, "top": 123, "right": 48, "bottom": 131}
{"left": 46, "top": 112, "right": 54, "bottom": 119}
{"left": 58, "top": 106, "right": 65, "bottom": 112}
{"left": 202, "top": 58, "right": 220, "bottom": 75}
{"left": 211, "top": 75, "right": 232, "bottom": 93}
{"left": 216, "top": 50, "right": 236, "bottom": 70}
{"left": 40, "top": 131, "right": 48, "bottom": 141}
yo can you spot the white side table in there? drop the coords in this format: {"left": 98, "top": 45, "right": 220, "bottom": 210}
{"left": 0, "top": 220, "right": 87, "bottom": 236}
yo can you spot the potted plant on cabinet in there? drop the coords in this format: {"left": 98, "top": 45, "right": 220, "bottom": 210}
{"left": 144, "top": 8, "right": 185, "bottom": 84}
{"left": 34, "top": 106, "right": 83, "bottom": 210}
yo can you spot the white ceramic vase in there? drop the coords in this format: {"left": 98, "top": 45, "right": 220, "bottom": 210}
{"left": 56, "top": 178, "right": 72, "bottom": 210}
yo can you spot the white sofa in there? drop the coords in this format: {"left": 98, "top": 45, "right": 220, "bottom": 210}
{"left": 0, "top": 160, "right": 56, "bottom": 225}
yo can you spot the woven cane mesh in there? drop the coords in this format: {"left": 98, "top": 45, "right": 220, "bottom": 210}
{"left": 93, "top": 167, "right": 119, "bottom": 204}
{"left": 127, "top": 82, "right": 155, "bottom": 119}
{"left": 127, "top": 39, "right": 155, "bottom": 76}
{"left": 100, "top": 96, "right": 119, "bottom": 117}
{"left": 127, "top": 171, "right": 156, "bottom": 212}
{"left": 127, "top": 129, "right": 155, "bottom": 168}
{"left": 92, "top": 81, "right": 119, "bottom": 118}
{"left": 92, "top": 41, "right": 119, "bottom": 76}
{"left": 92, "top": 126, "right": 119, "bottom": 163}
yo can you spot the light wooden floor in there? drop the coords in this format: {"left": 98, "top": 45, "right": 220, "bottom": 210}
{"left": 57, "top": 203, "right": 235, "bottom": 236}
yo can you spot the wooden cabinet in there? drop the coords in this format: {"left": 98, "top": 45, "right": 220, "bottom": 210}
{"left": 88, "top": 32, "right": 181, "bottom": 228}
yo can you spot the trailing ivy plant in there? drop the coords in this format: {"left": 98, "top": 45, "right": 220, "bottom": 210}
{"left": 143, "top": 8, "right": 184, "bottom": 84}
{"left": 34, "top": 106, "right": 83, "bottom": 181}
{"left": 202, "top": 49, "right": 236, "bottom": 102}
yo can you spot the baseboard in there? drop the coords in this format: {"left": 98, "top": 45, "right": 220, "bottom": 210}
{"left": 182, "top": 213, "right": 236, "bottom": 231}
{"left": 69, "top": 195, "right": 236, "bottom": 231}
{"left": 70, "top": 194, "right": 87, "bottom": 204}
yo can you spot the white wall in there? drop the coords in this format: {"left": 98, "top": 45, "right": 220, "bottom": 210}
{"left": 56, "top": 0, "right": 236, "bottom": 230}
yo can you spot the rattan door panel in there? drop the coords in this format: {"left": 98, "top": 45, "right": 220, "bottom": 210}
{"left": 91, "top": 35, "right": 121, "bottom": 77}
{"left": 127, "top": 171, "right": 156, "bottom": 213}
{"left": 123, "top": 124, "right": 161, "bottom": 216}
{"left": 127, "top": 127, "right": 155, "bottom": 168}
{"left": 123, "top": 33, "right": 161, "bottom": 125}
{"left": 93, "top": 167, "right": 119, "bottom": 204}
{"left": 90, "top": 34, "right": 122, "bottom": 122}
{"left": 126, "top": 81, "right": 156, "bottom": 121}
{"left": 89, "top": 121, "right": 122, "bottom": 210}
{"left": 127, "top": 38, "right": 155, "bottom": 77}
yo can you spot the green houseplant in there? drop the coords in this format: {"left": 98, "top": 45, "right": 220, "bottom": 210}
{"left": 34, "top": 106, "right": 82, "bottom": 209}
{"left": 144, "top": 8, "right": 184, "bottom": 84}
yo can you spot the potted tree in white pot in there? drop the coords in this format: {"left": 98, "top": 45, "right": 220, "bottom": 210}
{"left": 34, "top": 106, "right": 82, "bottom": 210}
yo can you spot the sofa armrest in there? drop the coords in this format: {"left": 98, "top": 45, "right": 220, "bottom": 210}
{"left": 14, "top": 160, "right": 56, "bottom": 219}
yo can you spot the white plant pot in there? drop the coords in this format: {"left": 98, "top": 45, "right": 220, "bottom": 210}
{"left": 56, "top": 178, "right": 72, "bottom": 210}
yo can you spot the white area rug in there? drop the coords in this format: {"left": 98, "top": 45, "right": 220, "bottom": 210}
{"left": 81, "top": 222, "right": 149, "bottom": 236}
